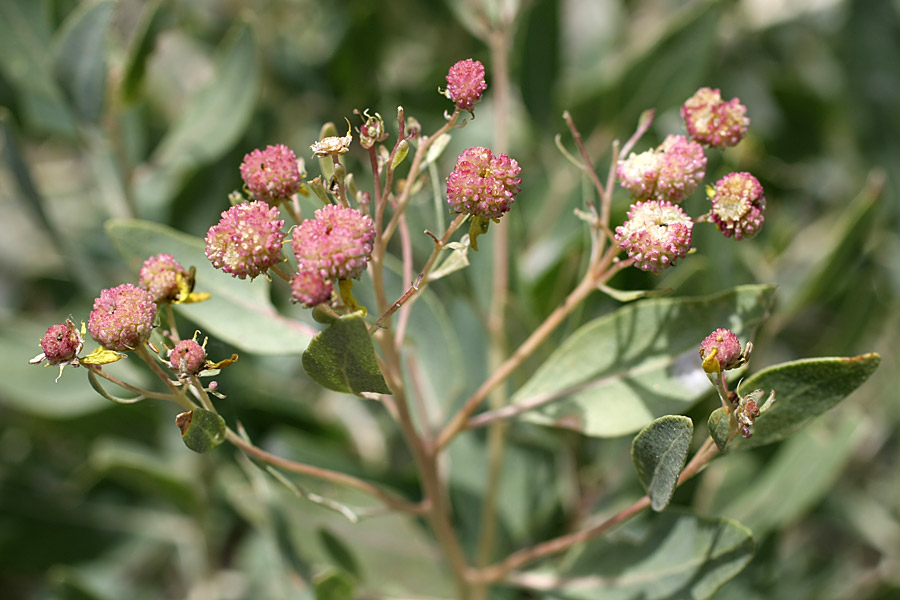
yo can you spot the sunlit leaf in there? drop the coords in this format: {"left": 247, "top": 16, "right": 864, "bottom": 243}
{"left": 631, "top": 415, "right": 693, "bottom": 511}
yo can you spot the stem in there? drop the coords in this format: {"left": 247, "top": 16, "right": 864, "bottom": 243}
{"left": 85, "top": 364, "right": 175, "bottom": 401}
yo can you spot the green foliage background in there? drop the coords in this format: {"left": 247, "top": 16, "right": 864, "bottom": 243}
{"left": 0, "top": 0, "right": 897, "bottom": 598}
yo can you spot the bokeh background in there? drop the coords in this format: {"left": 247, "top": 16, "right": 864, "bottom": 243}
{"left": 1, "top": 0, "right": 897, "bottom": 598}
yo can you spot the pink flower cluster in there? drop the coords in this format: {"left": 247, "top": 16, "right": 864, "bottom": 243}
{"left": 709, "top": 172, "right": 766, "bottom": 240}
{"left": 617, "top": 135, "right": 707, "bottom": 204}
{"left": 88, "top": 284, "right": 158, "bottom": 351}
{"left": 446, "top": 147, "right": 522, "bottom": 220}
{"left": 239, "top": 145, "right": 301, "bottom": 205}
{"left": 615, "top": 200, "right": 693, "bottom": 274}
{"left": 445, "top": 59, "right": 487, "bottom": 112}
{"left": 205, "top": 201, "right": 286, "bottom": 280}
{"left": 169, "top": 339, "right": 207, "bottom": 376}
{"left": 699, "top": 328, "right": 743, "bottom": 372}
{"left": 139, "top": 253, "right": 188, "bottom": 303}
{"left": 681, "top": 87, "right": 749, "bottom": 149}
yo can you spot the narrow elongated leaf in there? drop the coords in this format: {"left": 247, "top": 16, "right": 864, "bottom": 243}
{"left": 105, "top": 219, "right": 316, "bottom": 355}
{"left": 52, "top": 0, "right": 114, "bottom": 123}
{"left": 530, "top": 511, "right": 754, "bottom": 600}
{"left": 732, "top": 353, "right": 880, "bottom": 449}
{"left": 302, "top": 313, "right": 391, "bottom": 395}
{"left": 512, "top": 285, "right": 775, "bottom": 437}
{"left": 632, "top": 415, "right": 693, "bottom": 511}
{"left": 120, "top": 0, "right": 167, "bottom": 102}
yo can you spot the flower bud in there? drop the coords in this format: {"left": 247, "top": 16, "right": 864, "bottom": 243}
{"left": 292, "top": 204, "right": 376, "bottom": 280}
{"left": 88, "top": 284, "right": 157, "bottom": 351}
{"left": 446, "top": 147, "right": 522, "bottom": 220}
{"left": 205, "top": 201, "right": 286, "bottom": 280}
{"left": 169, "top": 338, "right": 207, "bottom": 376}
{"left": 444, "top": 58, "right": 487, "bottom": 112}
{"left": 708, "top": 172, "right": 765, "bottom": 240}
{"left": 699, "top": 328, "right": 743, "bottom": 373}
{"left": 239, "top": 144, "right": 302, "bottom": 205}
{"left": 615, "top": 200, "right": 693, "bottom": 274}
{"left": 681, "top": 87, "right": 749, "bottom": 149}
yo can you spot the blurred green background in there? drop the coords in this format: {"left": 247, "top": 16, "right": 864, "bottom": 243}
{"left": 0, "top": 0, "right": 897, "bottom": 598}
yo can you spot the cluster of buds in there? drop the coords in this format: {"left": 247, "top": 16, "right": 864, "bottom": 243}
{"left": 443, "top": 58, "right": 487, "bottom": 113}
{"left": 239, "top": 144, "right": 302, "bottom": 205}
{"left": 615, "top": 88, "right": 765, "bottom": 275}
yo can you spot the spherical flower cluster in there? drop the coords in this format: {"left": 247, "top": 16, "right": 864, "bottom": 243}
{"left": 239, "top": 145, "right": 301, "bottom": 205}
{"left": 139, "top": 254, "right": 188, "bottom": 303}
{"left": 88, "top": 284, "right": 157, "bottom": 351}
{"left": 700, "top": 328, "right": 743, "bottom": 373}
{"left": 709, "top": 172, "right": 765, "bottom": 240}
{"left": 38, "top": 321, "right": 83, "bottom": 365}
{"left": 205, "top": 201, "right": 286, "bottom": 280}
{"left": 681, "top": 87, "right": 749, "bottom": 149}
{"left": 169, "top": 339, "right": 207, "bottom": 376}
{"left": 445, "top": 58, "right": 487, "bottom": 112}
{"left": 292, "top": 205, "right": 376, "bottom": 281}
{"left": 618, "top": 135, "right": 707, "bottom": 203}
{"left": 446, "top": 147, "right": 522, "bottom": 220}
{"left": 291, "top": 270, "right": 333, "bottom": 307}
{"left": 615, "top": 200, "right": 693, "bottom": 274}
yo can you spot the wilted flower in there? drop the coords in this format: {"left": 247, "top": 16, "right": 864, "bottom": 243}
{"left": 708, "top": 172, "right": 766, "bottom": 240}
{"left": 444, "top": 58, "right": 487, "bottom": 112}
{"left": 311, "top": 121, "right": 353, "bottom": 158}
{"left": 239, "top": 144, "right": 301, "bottom": 205}
{"left": 88, "top": 284, "right": 157, "bottom": 351}
{"left": 291, "top": 270, "right": 333, "bottom": 307}
{"left": 358, "top": 110, "right": 388, "bottom": 149}
{"left": 681, "top": 87, "right": 749, "bottom": 149}
{"left": 292, "top": 205, "right": 376, "bottom": 280}
{"left": 446, "top": 147, "right": 522, "bottom": 220}
{"left": 205, "top": 201, "right": 285, "bottom": 280}
{"left": 615, "top": 200, "right": 693, "bottom": 274}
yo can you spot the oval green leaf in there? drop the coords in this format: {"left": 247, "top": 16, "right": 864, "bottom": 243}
{"left": 105, "top": 218, "right": 316, "bottom": 355}
{"left": 631, "top": 415, "right": 693, "bottom": 512}
{"left": 302, "top": 313, "right": 392, "bottom": 395}
{"left": 177, "top": 408, "right": 226, "bottom": 453}
{"left": 732, "top": 353, "right": 880, "bottom": 449}
{"left": 512, "top": 284, "right": 776, "bottom": 437}
{"left": 707, "top": 406, "right": 731, "bottom": 452}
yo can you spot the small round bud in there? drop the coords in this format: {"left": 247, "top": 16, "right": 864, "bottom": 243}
{"left": 169, "top": 339, "right": 207, "bottom": 376}
{"left": 139, "top": 254, "right": 188, "bottom": 303}
{"left": 88, "top": 284, "right": 157, "bottom": 351}
{"left": 240, "top": 144, "right": 301, "bottom": 205}
{"left": 205, "top": 201, "right": 286, "bottom": 280}
{"left": 291, "top": 205, "right": 376, "bottom": 280}
{"left": 291, "top": 270, "right": 333, "bottom": 307}
{"left": 39, "top": 321, "right": 83, "bottom": 364}
{"left": 445, "top": 58, "right": 487, "bottom": 112}
{"left": 709, "top": 172, "right": 766, "bottom": 240}
{"left": 615, "top": 200, "right": 693, "bottom": 274}
{"left": 681, "top": 87, "right": 749, "bottom": 149}
{"left": 700, "top": 328, "right": 743, "bottom": 373}
{"left": 446, "top": 147, "right": 522, "bottom": 220}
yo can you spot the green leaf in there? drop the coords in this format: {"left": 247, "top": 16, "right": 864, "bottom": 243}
{"left": 313, "top": 569, "right": 357, "bottom": 600}
{"left": 52, "top": 0, "right": 114, "bottom": 123}
{"left": 512, "top": 284, "right": 776, "bottom": 437}
{"left": 707, "top": 407, "right": 731, "bottom": 452}
{"left": 732, "top": 353, "right": 880, "bottom": 449}
{"left": 105, "top": 218, "right": 316, "bottom": 355}
{"left": 540, "top": 511, "right": 754, "bottom": 599}
{"left": 177, "top": 408, "right": 226, "bottom": 453}
{"left": 631, "top": 415, "right": 693, "bottom": 511}
{"left": 0, "top": 0, "right": 77, "bottom": 136}
{"left": 302, "top": 313, "right": 391, "bottom": 395}
{"left": 134, "top": 18, "right": 259, "bottom": 218}
{"left": 120, "top": 0, "right": 167, "bottom": 103}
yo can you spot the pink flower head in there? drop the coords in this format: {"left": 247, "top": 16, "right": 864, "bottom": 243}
{"left": 88, "top": 283, "right": 157, "bottom": 351}
{"left": 615, "top": 200, "right": 693, "bottom": 274}
{"left": 446, "top": 147, "right": 522, "bottom": 220}
{"left": 37, "top": 320, "right": 83, "bottom": 365}
{"left": 709, "top": 172, "right": 765, "bottom": 240}
{"left": 617, "top": 136, "right": 706, "bottom": 203}
{"left": 681, "top": 87, "right": 749, "bottom": 149}
{"left": 291, "top": 205, "right": 375, "bottom": 280}
{"left": 205, "top": 201, "right": 286, "bottom": 280}
{"left": 700, "top": 328, "right": 743, "bottom": 373}
{"left": 239, "top": 145, "right": 301, "bottom": 205}
{"left": 445, "top": 59, "right": 487, "bottom": 112}
{"left": 291, "top": 270, "right": 333, "bottom": 307}
{"left": 139, "top": 254, "right": 189, "bottom": 303}
{"left": 169, "top": 339, "right": 207, "bottom": 376}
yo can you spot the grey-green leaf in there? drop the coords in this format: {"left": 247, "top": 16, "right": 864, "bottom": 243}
{"left": 52, "top": 0, "right": 114, "bottom": 123}
{"left": 512, "top": 285, "right": 775, "bottom": 437}
{"left": 177, "top": 408, "right": 226, "bottom": 453}
{"left": 302, "top": 313, "right": 392, "bottom": 395}
{"left": 732, "top": 353, "right": 880, "bottom": 449}
{"left": 541, "top": 511, "right": 754, "bottom": 600}
{"left": 105, "top": 218, "right": 316, "bottom": 355}
{"left": 631, "top": 415, "right": 693, "bottom": 511}
{"left": 708, "top": 407, "right": 731, "bottom": 452}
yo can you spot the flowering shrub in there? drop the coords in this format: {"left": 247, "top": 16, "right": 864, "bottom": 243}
{"left": 13, "top": 4, "right": 887, "bottom": 599}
